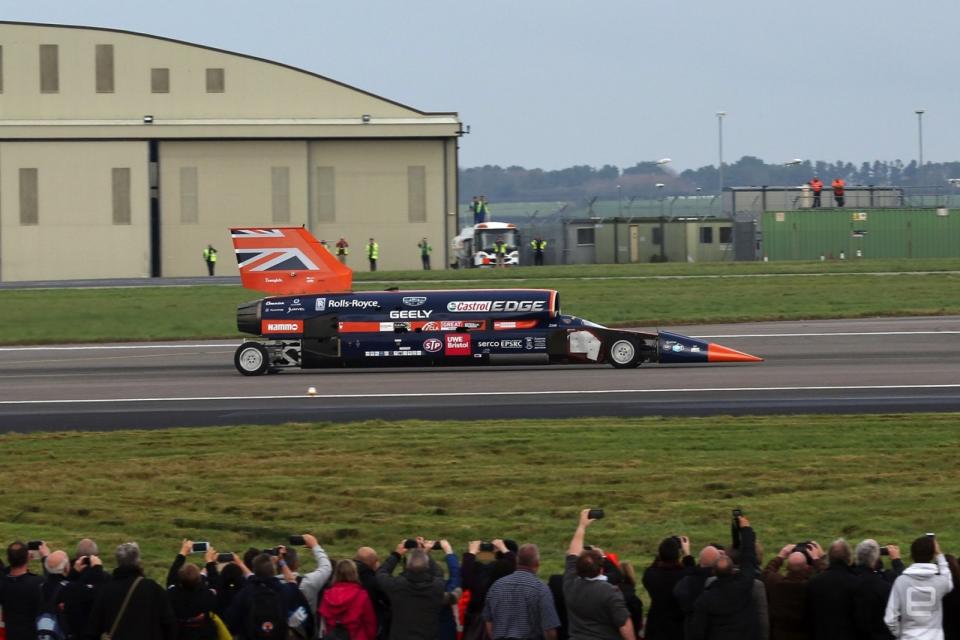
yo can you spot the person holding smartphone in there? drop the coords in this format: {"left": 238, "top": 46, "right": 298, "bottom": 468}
{"left": 0, "top": 541, "right": 46, "bottom": 640}
{"left": 885, "top": 534, "right": 953, "bottom": 638}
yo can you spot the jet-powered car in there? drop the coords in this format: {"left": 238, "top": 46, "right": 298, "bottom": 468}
{"left": 230, "top": 227, "right": 762, "bottom": 375}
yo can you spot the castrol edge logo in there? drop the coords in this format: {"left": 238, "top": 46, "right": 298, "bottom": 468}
{"left": 446, "top": 300, "right": 546, "bottom": 313}
{"left": 261, "top": 320, "right": 303, "bottom": 334}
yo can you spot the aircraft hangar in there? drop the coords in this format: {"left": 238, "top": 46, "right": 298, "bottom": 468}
{"left": 0, "top": 21, "right": 461, "bottom": 281}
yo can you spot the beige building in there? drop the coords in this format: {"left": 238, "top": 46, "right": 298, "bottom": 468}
{"left": 0, "top": 21, "right": 461, "bottom": 281}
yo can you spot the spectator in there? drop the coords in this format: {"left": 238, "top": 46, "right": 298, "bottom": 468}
{"left": 483, "top": 543, "right": 560, "bottom": 640}
{"left": 852, "top": 539, "right": 902, "bottom": 640}
{"left": 212, "top": 559, "right": 246, "bottom": 617}
{"left": 61, "top": 545, "right": 109, "bottom": 638}
{"left": 689, "top": 515, "right": 759, "bottom": 640}
{"left": 164, "top": 540, "right": 222, "bottom": 639}
{"left": 530, "top": 237, "right": 547, "bottom": 266}
{"left": 355, "top": 546, "right": 391, "bottom": 638}
{"left": 643, "top": 536, "right": 693, "bottom": 640}
{"left": 942, "top": 554, "right": 960, "bottom": 640}
{"left": 431, "top": 539, "right": 462, "bottom": 640}
{"left": 462, "top": 539, "right": 517, "bottom": 640}
{"left": 38, "top": 549, "right": 71, "bottom": 636}
{"left": 761, "top": 542, "right": 824, "bottom": 640}
{"left": 832, "top": 178, "right": 846, "bottom": 207}
{"left": 562, "top": 509, "right": 634, "bottom": 639}
{"left": 806, "top": 539, "right": 859, "bottom": 640}
{"left": 674, "top": 545, "right": 723, "bottom": 638}
{"left": 375, "top": 542, "right": 456, "bottom": 640}
{"left": 885, "top": 535, "right": 953, "bottom": 639}
{"left": 83, "top": 541, "right": 176, "bottom": 640}
{"left": 226, "top": 551, "right": 310, "bottom": 640}
{"left": 367, "top": 238, "right": 379, "bottom": 272}
{"left": 319, "top": 559, "right": 378, "bottom": 640}
{"left": 284, "top": 534, "right": 332, "bottom": 616}
{"left": 546, "top": 574, "right": 569, "bottom": 640}
{"left": 810, "top": 176, "right": 824, "bottom": 208}
{"left": 418, "top": 238, "right": 432, "bottom": 270}
{"left": 0, "top": 541, "right": 45, "bottom": 640}
{"left": 336, "top": 237, "right": 350, "bottom": 265}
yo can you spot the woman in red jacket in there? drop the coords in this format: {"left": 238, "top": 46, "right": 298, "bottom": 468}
{"left": 319, "top": 559, "right": 378, "bottom": 640}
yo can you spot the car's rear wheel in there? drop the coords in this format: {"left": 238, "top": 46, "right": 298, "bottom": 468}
{"left": 235, "top": 342, "right": 270, "bottom": 376}
{"left": 608, "top": 338, "right": 641, "bottom": 369}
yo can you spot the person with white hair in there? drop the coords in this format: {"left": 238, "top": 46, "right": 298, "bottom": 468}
{"left": 852, "top": 539, "right": 903, "bottom": 640}
{"left": 84, "top": 541, "right": 177, "bottom": 640}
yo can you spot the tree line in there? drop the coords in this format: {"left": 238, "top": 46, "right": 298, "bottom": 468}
{"left": 460, "top": 158, "right": 960, "bottom": 203}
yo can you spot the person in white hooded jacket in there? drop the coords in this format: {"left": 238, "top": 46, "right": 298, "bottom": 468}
{"left": 885, "top": 535, "right": 953, "bottom": 639}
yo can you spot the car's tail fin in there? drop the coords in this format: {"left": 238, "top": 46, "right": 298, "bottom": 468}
{"left": 230, "top": 226, "right": 353, "bottom": 296}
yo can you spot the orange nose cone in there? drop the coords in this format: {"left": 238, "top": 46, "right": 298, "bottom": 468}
{"left": 707, "top": 343, "right": 764, "bottom": 363}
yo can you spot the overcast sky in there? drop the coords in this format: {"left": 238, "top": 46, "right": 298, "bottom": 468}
{"left": 5, "top": 0, "right": 958, "bottom": 171}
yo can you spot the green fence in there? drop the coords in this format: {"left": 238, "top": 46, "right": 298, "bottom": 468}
{"left": 761, "top": 208, "right": 960, "bottom": 260}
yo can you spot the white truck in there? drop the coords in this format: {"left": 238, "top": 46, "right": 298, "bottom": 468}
{"left": 451, "top": 222, "right": 521, "bottom": 268}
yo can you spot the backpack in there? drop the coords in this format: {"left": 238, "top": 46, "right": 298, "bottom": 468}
{"left": 320, "top": 621, "right": 350, "bottom": 640}
{"left": 244, "top": 583, "right": 288, "bottom": 640}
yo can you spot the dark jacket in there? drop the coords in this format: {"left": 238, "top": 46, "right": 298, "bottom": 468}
{"left": 806, "top": 561, "right": 859, "bottom": 640}
{"left": 943, "top": 555, "right": 960, "bottom": 640}
{"left": 167, "top": 584, "right": 219, "bottom": 640}
{"left": 60, "top": 564, "right": 109, "bottom": 638}
{"left": 674, "top": 565, "right": 714, "bottom": 639}
{"left": 0, "top": 570, "right": 44, "bottom": 640}
{"left": 83, "top": 566, "right": 176, "bottom": 640}
{"left": 356, "top": 559, "right": 391, "bottom": 639}
{"left": 643, "top": 557, "right": 694, "bottom": 640}
{"left": 852, "top": 563, "right": 898, "bottom": 640}
{"left": 621, "top": 582, "right": 644, "bottom": 638}
{"left": 689, "top": 526, "right": 759, "bottom": 640}
{"left": 225, "top": 575, "right": 310, "bottom": 639}
{"left": 375, "top": 552, "right": 452, "bottom": 640}
{"left": 562, "top": 554, "right": 631, "bottom": 639}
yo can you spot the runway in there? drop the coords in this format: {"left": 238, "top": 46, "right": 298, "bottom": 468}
{"left": 1, "top": 316, "right": 958, "bottom": 431}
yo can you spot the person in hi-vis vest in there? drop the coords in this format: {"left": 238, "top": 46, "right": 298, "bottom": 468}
{"left": 202, "top": 244, "right": 218, "bottom": 276}
{"left": 366, "top": 238, "right": 379, "bottom": 272}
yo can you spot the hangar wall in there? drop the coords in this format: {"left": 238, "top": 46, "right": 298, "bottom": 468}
{"left": 0, "top": 21, "right": 461, "bottom": 281}
{"left": 0, "top": 141, "right": 150, "bottom": 280}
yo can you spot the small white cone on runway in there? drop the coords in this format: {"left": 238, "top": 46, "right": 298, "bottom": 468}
{"left": 306, "top": 386, "right": 317, "bottom": 396}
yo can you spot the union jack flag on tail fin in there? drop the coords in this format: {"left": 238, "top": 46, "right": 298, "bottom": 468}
{"left": 230, "top": 226, "right": 353, "bottom": 296}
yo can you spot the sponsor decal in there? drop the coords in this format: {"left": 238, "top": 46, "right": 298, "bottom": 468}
{"left": 263, "top": 307, "right": 285, "bottom": 314}
{"left": 261, "top": 320, "right": 303, "bottom": 334}
{"left": 420, "top": 320, "right": 485, "bottom": 331}
{"left": 525, "top": 337, "right": 534, "bottom": 350}
{"left": 389, "top": 309, "right": 433, "bottom": 319}
{"left": 402, "top": 296, "right": 427, "bottom": 306}
{"left": 364, "top": 350, "right": 423, "bottom": 357}
{"left": 423, "top": 338, "right": 443, "bottom": 352}
{"left": 315, "top": 298, "right": 327, "bottom": 312}
{"left": 379, "top": 322, "right": 395, "bottom": 332}
{"left": 476, "top": 339, "right": 523, "bottom": 349}
{"left": 421, "top": 321, "right": 440, "bottom": 331}
{"left": 292, "top": 298, "right": 300, "bottom": 304}
{"left": 264, "top": 277, "right": 284, "bottom": 284}
{"left": 445, "top": 333, "right": 471, "bottom": 356}
{"left": 447, "top": 300, "right": 546, "bottom": 313}
{"left": 326, "top": 299, "right": 380, "bottom": 310}
{"left": 286, "top": 305, "right": 305, "bottom": 313}
{"left": 265, "top": 300, "right": 285, "bottom": 307}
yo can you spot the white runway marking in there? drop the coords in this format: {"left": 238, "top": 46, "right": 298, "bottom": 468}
{"left": 0, "top": 331, "right": 957, "bottom": 352}
{"left": 2, "top": 384, "right": 959, "bottom": 405}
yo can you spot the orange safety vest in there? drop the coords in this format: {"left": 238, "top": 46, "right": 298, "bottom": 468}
{"left": 832, "top": 179, "right": 845, "bottom": 195}
{"left": 810, "top": 179, "right": 823, "bottom": 193}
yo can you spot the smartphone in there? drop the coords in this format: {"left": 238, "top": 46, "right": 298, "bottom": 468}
{"left": 431, "top": 541, "right": 443, "bottom": 551}
{"left": 879, "top": 547, "right": 890, "bottom": 556}
{"left": 403, "top": 539, "right": 419, "bottom": 550}
{"left": 27, "top": 540, "right": 43, "bottom": 551}
{"left": 927, "top": 533, "right": 936, "bottom": 539}
{"left": 732, "top": 508, "right": 743, "bottom": 518}
{"left": 216, "top": 552, "right": 234, "bottom": 563}
{"left": 263, "top": 547, "right": 279, "bottom": 556}
{"left": 191, "top": 542, "right": 209, "bottom": 554}
{"left": 81, "top": 556, "right": 91, "bottom": 567}
{"left": 288, "top": 535, "right": 306, "bottom": 547}
{"left": 587, "top": 509, "right": 605, "bottom": 520}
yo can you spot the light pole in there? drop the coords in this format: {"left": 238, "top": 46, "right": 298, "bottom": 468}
{"left": 617, "top": 184, "right": 622, "bottom": 218}
{"left": 716, "top": 111, "right": 726, "bottom": 199}
{"left": 656, "top": 183, "right": 666, "bottom": 261}
{"left": 915, "top": 109, "right": 925, "bottom": 171}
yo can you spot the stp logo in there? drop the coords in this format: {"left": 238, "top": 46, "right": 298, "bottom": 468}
{"left": 423, "top": 338, "right": 443, "bottom": 353}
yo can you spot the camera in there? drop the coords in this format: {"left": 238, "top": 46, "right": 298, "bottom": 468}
{"left": 479, "top": 541, "right": 495, "bottom": 552}
{"left": 791, "top": 541, "right": 811, "bottom": 554}
{"left": 262, "top": 547, "right": 279, "bottom": 556}
{"left": 403, "top": 539, "right": 419, "bottom": 550}
{"left": 216, "top": 552, "right": 234, "bottom": 563}
{"left": 431, "top": 541, "right": 443, "bottom": 551}
{"left": 587, "top": 509, "right": 605, "bottom": 520}
{"left": 191, "top": 542, "right": 209, "bottom": 554}
{"left": 27, "top": 540, "right": 43, "bottom": 551}
{"left": 879, "top": 547, "right": 890, "bottom": 556}
{"left": 80, "top": 556, "right": 91, "bottom": 567}
{"left": 288, "top": 535, "right": 306, "bottom": 547}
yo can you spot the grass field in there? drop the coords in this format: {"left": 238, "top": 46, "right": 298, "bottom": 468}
{"left": 1, "top": 259, "right": 958, "bottom": 344}
{"left": 4, "top": 414, "right": 960, "bottom": 581}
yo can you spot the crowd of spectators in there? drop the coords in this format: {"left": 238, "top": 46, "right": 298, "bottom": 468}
{"left": 0, "top": 510, "right": 957, "bottom": 639}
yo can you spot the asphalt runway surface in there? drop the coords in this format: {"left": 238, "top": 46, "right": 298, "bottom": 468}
{"left": 1, "top": 316, "right": 958, "bottom": 432}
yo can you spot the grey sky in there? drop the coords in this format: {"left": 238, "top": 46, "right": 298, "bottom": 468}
{"left": 4, "top": 0, "right": 958, "bottom": 171}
